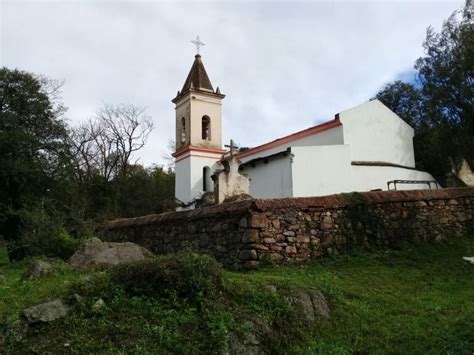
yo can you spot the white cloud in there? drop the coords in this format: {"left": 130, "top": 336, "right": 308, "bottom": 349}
{"left": 1, "top": 0, "right": 464, "bottom": 165}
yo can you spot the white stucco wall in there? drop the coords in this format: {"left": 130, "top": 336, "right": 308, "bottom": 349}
{"left": 240, "top": 155, "right": 293, "bottom": 199}
{"left": 291, "top": 145, "right": 353, "bottom": 197}
{"left": 175, "top": 92, "right": 223, "bottom": 151}
{"left": 175, "top": 154, "right": 221, "bottom": 203}
{"left": 239, "top": 125, "right": 344, "bottom": 164}
{"left": 290, "top": 145, "right": 436, "bottom": 197}
{"left": 350, "top": 165, "right": 436, "bottom": 191}
{"left": 338, "top": 99, "right": 416, "bottom": 167}
{"left": 175, "top": 157, "right": 192, "bottom": 203}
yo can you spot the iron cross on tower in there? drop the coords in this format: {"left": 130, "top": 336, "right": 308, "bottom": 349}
{"left": 191, "top": 35, "right": 205, "bottom": 54}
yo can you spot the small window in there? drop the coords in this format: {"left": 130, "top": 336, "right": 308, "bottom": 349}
{"left": 181, "top": 117, "right": 186, "bottom": 143}
{"left": 202, "top": 115, "right": 210, "bottom": 140}
{"left": 203, "top": 166, "right": 211, "bottom": 191}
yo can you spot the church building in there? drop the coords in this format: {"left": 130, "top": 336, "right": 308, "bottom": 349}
{"left": 172, "top": 54, "right": 437, "bottom": 205}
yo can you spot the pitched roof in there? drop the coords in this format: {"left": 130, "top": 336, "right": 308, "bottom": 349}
{"left": 182, "top": 54, "right": 214, "bottom": 91}
{"left": 237, "top": 119, "right": 342, "bottom": 159}
{"left": 173, "top": 54, "right": 224, "bottom": 103}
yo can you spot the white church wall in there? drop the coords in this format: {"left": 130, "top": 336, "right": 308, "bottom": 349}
{"left": 175, "top": 155, "right": 221, "bottom": 203}
{"left": 239, "top": 125, "right": 344, "bottom": 164}
{"left": 241, "top": 155, "right": 293, "bottom": 199}
{"left": 289, "top": 145, "right": 437, "bottom": 198}
{"left": 338, "top": 99, "right": 416, "bottom": 167}
{"left": 175, "top": 157, "right": 192, "bottom": 203}
{"left": 190, "top": 156, "right": 221, "bottom": 200}
{"left": 291, "top": 145, "right": 354, "bottom": 197}
{"left": 351, "top": 165, "right": 436, "bottom": 191}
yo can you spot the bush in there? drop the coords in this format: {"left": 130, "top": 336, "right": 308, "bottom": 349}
{"left": 4, "top": 207, "right": 80, "bottom": 261}
{"left": 110, "top": 251, "right": 224, "bottom": 304}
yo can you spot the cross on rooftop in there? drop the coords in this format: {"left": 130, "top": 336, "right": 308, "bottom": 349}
{"left": 225, "top": 139, "right": 239, "bottom": 157}
{"left": 191, "top": 35, "right": 205, "bottom": 54}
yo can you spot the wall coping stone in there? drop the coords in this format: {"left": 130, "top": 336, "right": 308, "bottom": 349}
{"left": 102, "top": 187, "right": 474, "bottom": 230}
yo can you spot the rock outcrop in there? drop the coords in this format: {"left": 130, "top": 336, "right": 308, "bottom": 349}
{"left": 22, "top": 260, "right": 54, "bottom": 279}
{"left": 69, "top": 238, "right": 153, "bottom": 270}
{"left": 285, "top": 288, "right": 330, "bottom": 322}
{"left": 23, "top": 299, "right": 68, "bottom": 323}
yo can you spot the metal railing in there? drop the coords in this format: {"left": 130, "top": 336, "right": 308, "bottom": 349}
{"left": 387, "top": 179, "right": 439, "bottom": 191}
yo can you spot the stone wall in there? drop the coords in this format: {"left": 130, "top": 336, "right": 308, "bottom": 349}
{"left": 101, "top": 188, "right": 474, "bottom": 269}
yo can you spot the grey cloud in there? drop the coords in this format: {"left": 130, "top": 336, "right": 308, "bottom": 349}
{"left": 1, "top": 0, "right": 464, "bottom": 165}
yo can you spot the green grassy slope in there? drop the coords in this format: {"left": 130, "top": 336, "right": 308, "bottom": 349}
{"left": 1, "top": 236, "right": 473, "bottom": 354}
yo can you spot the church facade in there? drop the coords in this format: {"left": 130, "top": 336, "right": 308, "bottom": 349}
{"left": 172, "top": 54, "right": 437, "bottom": 205}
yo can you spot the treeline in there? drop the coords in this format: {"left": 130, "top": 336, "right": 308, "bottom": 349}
{"left": 0, "top": 68, "right": 175, "bottom": 261}
{"left": 375, "top": 0, "right": 473, "bottom": 182}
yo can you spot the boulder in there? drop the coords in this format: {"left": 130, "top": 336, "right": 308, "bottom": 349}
{"left": 68, "top": 238, "right": 153, "bottom": 270}
{"left": 224, "top": 332, "right": 263, "bottom": 355}
{"left": 92, "top": 298, "right": 106, "bottom": 313}
{"left": 23, "top": 260, "right": 53, "bottom": 279}
{"left": 285, "top": 288, "right": 330, "bottom": 322}
{"left": 223, "top": 319, "right": 268, "bottom": 355}
{"left": 462, "top": 256, "right": 474, "bottom": 264}
{"left": 23, "top": 299, "right": 68, "bottom": 323}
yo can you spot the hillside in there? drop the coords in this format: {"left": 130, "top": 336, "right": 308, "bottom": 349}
{"left": 1, "top": 235, "right": 473, "bottom": 354}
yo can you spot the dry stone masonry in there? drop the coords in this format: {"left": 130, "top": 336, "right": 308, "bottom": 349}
{"left": 101, "top": 188, "right": 474, "bottom": 269}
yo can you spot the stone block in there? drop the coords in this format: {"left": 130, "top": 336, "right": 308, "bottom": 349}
{"left": 263, "top": 238, "right": 276, "bottom": 244}
{"left": 270, "top": 253, "right": 284, "bottom": 261}
{"left": 239, "top": 217, "right": 247, "bottom": 228}
{"left": 242, "top": 229, "right": 260, "bottom": 243}
{"left": 285, "top": 246, "right": 297, "bottom": 254}
{"left": 249, "top": 214, "right": 268, "bottom": 228}
{"left": 272, "top": 219, "right": 281, "bottom": 229}
{"left": 321, "top": 216, "right": 333, "bottom": 230}
{"left": 243, "top": 260, "right": 259, "bottom": 269}
{"left": 297, "top": 235, "right": 310, "bottom": 243}
{"left": 239, "top": 249, "right": 257, "bottom": 260}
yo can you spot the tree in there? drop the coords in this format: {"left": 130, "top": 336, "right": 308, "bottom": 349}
{"left": 69, "top": 104, "right": 155, "bottom": 220}
{"left": 375, "top": 0, "right": 474, "bottom": 179}
{"left": 0, "top": 67, "right": 72, "bottom": 260}
{"left": 70, "top": 104, "right": 153, "bottom": 182}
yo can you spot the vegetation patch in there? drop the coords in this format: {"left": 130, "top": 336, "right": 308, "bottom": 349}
{"left": 2, "top": 235, "right": 474, "bottom": 354}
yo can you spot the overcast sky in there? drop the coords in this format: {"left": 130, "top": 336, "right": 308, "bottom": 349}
{"left": 1, "top": 0, "right": 464, "bottom": 166}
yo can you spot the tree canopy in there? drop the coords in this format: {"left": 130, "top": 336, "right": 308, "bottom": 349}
{"left": 376, "top": 0, "right": 473, "bottom": 179}
{"left": 0, "top": 67, "right": 174, "bottom": 261}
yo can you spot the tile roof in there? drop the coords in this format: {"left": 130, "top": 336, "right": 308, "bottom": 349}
{"left": 181, "top": 54, "right": 214, "bottom": 92}
{"left": 173, "top": 54, "right": 224, "bottom": 103}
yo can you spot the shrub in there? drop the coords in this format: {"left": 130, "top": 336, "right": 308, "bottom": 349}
{"left": 4, "top": 207, "right": 80, "bottom": 261}
{"left": 110, "top": 251, "right": 224, "bottom": 304}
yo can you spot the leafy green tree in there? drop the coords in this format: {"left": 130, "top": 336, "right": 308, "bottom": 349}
{"left": 0, "top": 67, "right": 72, "bottom": 260}
{"left": 375, "top": 0, "right": 473, "bottom": 179}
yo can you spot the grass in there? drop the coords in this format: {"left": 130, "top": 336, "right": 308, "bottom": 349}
{"left": 1, "top": 235, "right": 473, "bottom": 354}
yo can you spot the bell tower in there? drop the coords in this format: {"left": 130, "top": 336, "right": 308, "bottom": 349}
{"left": 172, "top": 53, "right": 225, "bottom": 205}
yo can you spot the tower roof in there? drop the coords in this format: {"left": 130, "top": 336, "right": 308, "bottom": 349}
{"left": 172, "top": 54, "right": 224, "bottom": 103}
{"left": 182, "top": 54, "right": 214, "bottom": 92}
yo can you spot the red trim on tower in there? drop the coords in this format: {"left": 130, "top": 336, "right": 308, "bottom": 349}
{"left": 237, "top": 119, "right": 342, "bottom": 159}
{"left": 175, "top": 153, "right": 223, "bottom": 163}
{"left": 172, "top": 145, "right": 225, "bottom": 158}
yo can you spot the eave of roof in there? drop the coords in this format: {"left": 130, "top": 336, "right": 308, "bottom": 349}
{"left": 240, "top": 148, "right": 292, "bottom": 169}
{"left": 237, "top": 118, "right": 342, "bottom": 159}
